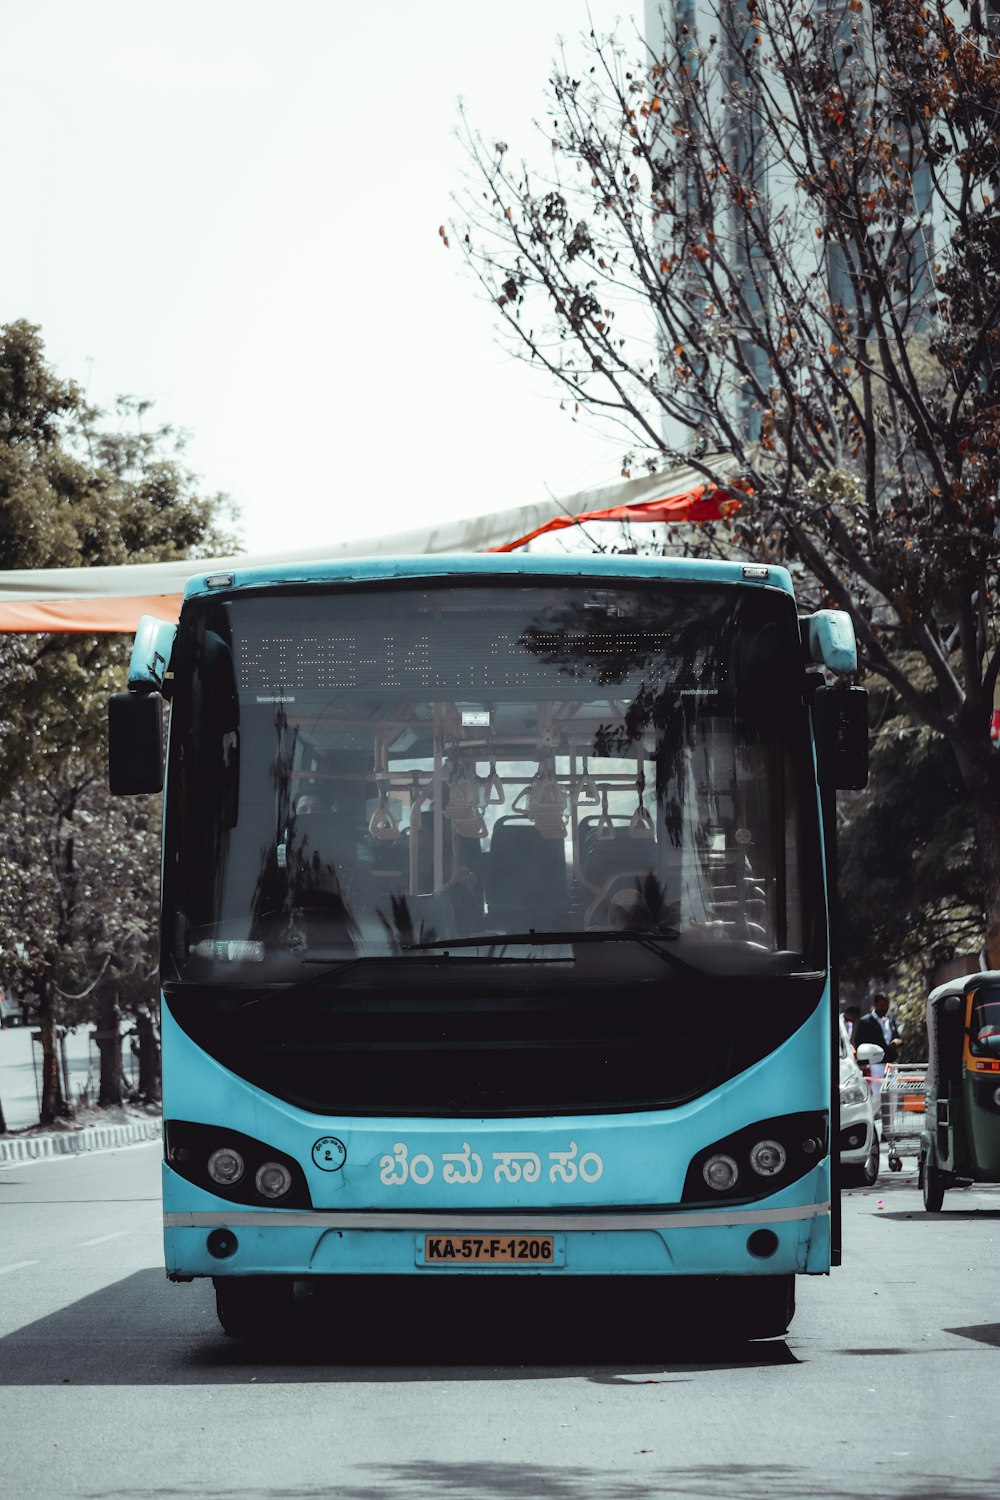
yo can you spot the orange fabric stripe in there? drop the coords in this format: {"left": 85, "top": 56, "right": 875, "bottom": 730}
{"left": 486, "top": 486, "right": 742, "bottom": 552}
{"left": 0, "top": 595, "right": 184, "bottom": 634}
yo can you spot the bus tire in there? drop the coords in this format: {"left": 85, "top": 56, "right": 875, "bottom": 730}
{"left": 214, "top": 1276, "right": 295, "bottom": 1340}
{"left": 734, "top": 1274, "right": 796, "bottom": 1340}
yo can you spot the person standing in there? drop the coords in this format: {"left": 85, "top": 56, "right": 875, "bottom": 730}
{"left": 854, "top": 992, "right": 901, "bottom": 1111}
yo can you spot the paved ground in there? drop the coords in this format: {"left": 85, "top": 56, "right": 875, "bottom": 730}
{"left": 1, "top": 1143, "right": 998, "bottom": 1500}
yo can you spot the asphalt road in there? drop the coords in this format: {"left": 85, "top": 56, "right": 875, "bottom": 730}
{"left": 1, "top": 1143, "right": 998, "bottom": 1500}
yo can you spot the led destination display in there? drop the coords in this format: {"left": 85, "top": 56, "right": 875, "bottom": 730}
{"left": 234, "top": 624, "right": 683, "bottom": 698}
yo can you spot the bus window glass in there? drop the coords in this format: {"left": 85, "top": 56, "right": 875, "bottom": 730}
{"left": 163, "top": 580, "right": 822, "bottom": 984}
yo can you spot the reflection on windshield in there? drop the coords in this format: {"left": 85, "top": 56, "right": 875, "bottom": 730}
{"left": 970, "top": 991, "right": 1000, "bottom": 1053}
{"left": 163, "top": 579, "right": 823, "bottom": 984}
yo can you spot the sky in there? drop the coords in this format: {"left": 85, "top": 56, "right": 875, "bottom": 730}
{"left": 2, "top": 1, "right": 647, "bottom": 556}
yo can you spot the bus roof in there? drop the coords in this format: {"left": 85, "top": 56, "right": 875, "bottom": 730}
{"left": 182, "top": 553, "right": 795, "bottom": 603}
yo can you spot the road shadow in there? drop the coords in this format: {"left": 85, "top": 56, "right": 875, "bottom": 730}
{"left": 0, "top": 1269, "right": 798, "bottom": 1385}
{"left": 944, "top": 1322, "right": 1000, "bottom": 1347}
{"left": 875, "top": 1208, "right": 1000, "bottom": 1221}
{"left": 81, "top": 1457, "right": 1000, "bottom": 1500}
{"left": 846, "top": 1173, "right": 1000, "bottom": 1220}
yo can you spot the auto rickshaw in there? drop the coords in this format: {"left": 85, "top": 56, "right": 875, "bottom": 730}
{"left": 919, "top": 970, "right": 1000, "bottom": 1211}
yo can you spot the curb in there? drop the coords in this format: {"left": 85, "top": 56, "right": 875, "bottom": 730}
{"left": 0, "top": 1118, "right": 161, "bottom": 1164}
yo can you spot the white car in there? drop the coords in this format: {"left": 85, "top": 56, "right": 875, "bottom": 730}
{"left": 839, "top": 1017, "right": 882, "bottom": 1186}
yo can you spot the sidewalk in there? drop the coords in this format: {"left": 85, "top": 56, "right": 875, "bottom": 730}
{"left": 0, "top": 1022, "right": 161, "bottom": 1164}
{"left": 0, "top": 1116, "right": 161, "bottom": 1164}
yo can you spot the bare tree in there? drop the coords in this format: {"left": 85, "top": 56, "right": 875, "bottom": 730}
{"left": 452, "top": 0, "right": 1000, "bottom": 962}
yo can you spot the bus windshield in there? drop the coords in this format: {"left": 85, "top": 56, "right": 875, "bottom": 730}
{"left": 163, "top": 577, "right": 824, "bottom": 989}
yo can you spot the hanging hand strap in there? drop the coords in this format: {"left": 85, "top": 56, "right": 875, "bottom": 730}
{"left": 629, "top": 762, "right": 654, "bottom": 840}
{"left": 481, "top": 758, "right": 505, "bottom": 806}
{"left": 595, "top": 786, "right": 616, "bottom": 841}
{"left": 369, "top": 781, "right": 400, "bottom": 841}
{"left": 575, "top": 753, "right": 600, "bottom": 807}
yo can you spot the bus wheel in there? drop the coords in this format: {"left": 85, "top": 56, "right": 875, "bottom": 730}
{"left": 736, "top": 1275, "right": 796, "bottom": 1340}
{"left": 921, "top": 1157, "right": 946, "bottom": 1214}
{"left": 214, "top": 1276, "right": 295, "bottom": 1340}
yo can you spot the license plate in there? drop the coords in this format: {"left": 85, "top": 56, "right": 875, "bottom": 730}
{"left": 421, "top": 1234, "right": 559, "bottom": 1266}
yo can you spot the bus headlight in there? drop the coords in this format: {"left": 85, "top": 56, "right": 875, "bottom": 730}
{"left": 682, "top": 1111, "right": 828, "bottom": 1203}
{"left": 255, "top": 1161, "right": 293, "bottom": 1200}
{"left": 703, "top": 1153, "right": 740, "bottom": 1192}
{"left": 207, "top": 1146, "right": 246, "bottom": 1186}
{"left": 164, "top": 1121, "right": 313, "bottom": 1209}
{"left": 749, "top": 1139, "right": 787, "bottom": 1177}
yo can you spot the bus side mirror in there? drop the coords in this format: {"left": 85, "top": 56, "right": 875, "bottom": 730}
{"left": 802, "top": 610, "right": 858, "bottom": 675}
{"left": 814, "top": 685, "right": 868, "bottom": 790}
{"left": 109, "top": 691, "right": 164, "bottom": 795}
{"left": 128, "top": 614, "right": 176, "bottom": 695}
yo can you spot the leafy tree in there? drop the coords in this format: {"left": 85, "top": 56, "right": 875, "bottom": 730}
{"left": 0, "top": 319, "right": 234, "bottom": 794}
{"left": 451, "top": 0, "right": 1000, "bottom": 966}
{"left": 839, "top": 679, "right": 980, "bottom": 1047}
{"left": 0, "top": 774, "right": 161, "bottom": 1120}
{"left": 0, "top": 321, "right": 234, "bottom": 1125}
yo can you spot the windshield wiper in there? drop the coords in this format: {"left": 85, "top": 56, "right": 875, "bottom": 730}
{"left": 265, "top": 945, "right": 567, "bottom": 998}
{"left": 226, "top": 958, "right": 368, "bottom": 1005}
{"left": 403, "top": 928, "right": 701, "bottom": 976}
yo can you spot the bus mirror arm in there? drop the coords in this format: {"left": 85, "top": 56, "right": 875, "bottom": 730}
{"left": 128, "top": 614, "right": 177, "bottom": 695}
{"left": 802, "top": 610, "right": 858, "bottom": 675}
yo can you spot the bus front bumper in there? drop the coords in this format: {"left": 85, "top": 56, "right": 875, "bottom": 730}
{"left": 163, "top": 1197, "right": 831, "bottom": 1279}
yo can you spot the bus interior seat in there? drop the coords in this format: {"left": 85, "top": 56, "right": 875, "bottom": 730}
{"left": 584, "top": 871, "right": 648, "bottom": 929}
{"left": 487, "top": 815, "right": 568, "bottom": 931}
{"left": 444, "top": 835, "right": 486, "bottom": 934}
{"left": 579, "top": 817, "right": 657, "bottom": 887}
{"left": 577, "top": 817, "right": 665, "bottom": 929}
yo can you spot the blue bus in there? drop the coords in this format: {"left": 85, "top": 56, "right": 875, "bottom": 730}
{"left": 109, "top": 553, "right": 865, "bottom": 1339}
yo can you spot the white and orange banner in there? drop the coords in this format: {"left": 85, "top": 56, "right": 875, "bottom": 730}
{"left": 0, "top": 462, "right": 740, "bottom": 634}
